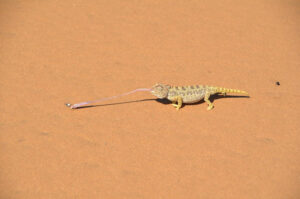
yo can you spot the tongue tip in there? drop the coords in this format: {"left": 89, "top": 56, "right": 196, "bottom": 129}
{"left": 65, "top": 103, "right": 72, "bottom": 107}
{"left": 65, "top": 103, "right": 78, "bottom": 109}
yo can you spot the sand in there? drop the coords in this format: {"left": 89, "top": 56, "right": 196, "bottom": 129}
{"left": 0, "top": 0, "right": 299, "bottom": 198}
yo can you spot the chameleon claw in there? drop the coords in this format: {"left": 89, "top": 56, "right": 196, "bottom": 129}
{"left": 172, "top": 102, "right": 181, "bottom": 110}
{"left": 207, "top": 105, "right": 214, "bottom": 110}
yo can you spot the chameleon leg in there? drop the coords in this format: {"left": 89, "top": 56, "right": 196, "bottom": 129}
{"left": 204, "top": 92, "right": 214, "bottom": 110}
{"left": 172, "top": 96, "right": 183, "bottom": 110}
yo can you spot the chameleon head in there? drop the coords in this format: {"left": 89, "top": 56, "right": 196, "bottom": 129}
{"left": 151, "top": 83, "right": 170, "bottom": 99}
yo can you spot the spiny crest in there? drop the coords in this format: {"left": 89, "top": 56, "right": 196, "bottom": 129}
{"left": 151, "top": 83, "right": 170, "bottom": 99}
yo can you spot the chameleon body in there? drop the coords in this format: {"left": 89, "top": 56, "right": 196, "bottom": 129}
{"left": 151, "top": 83, "right": 248, "bottom": 110}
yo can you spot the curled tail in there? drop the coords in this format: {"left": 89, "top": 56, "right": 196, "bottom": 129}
{"left": 214, "top": 87, "right": 248, "bottom": 95}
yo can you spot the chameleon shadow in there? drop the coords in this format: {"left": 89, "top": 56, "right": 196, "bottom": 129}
{"left": 71, "top": 98, "right": 159, "bottom": 109}
{"left": 188, "top": 94, "right": 250, "bottom": 107}
{"left": 155, "top": 98, "right": 172, "bottom": 104}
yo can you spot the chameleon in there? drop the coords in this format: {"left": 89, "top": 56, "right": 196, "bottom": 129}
{"left": 66, "top": 83, "right": 248, "bottom": 110}
{"left": 150, "top": 83, "right": 248, "bottom": 110}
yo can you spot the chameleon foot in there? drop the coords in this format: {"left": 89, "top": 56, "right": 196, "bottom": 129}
{"left": 172, "top": 104, "right": 180, "bottom": 110}
{"left": 172, "top": 96, "right": 183, "bottom": 110}
{"left": 204, "top": 92, "right": 214, "bottom": 111}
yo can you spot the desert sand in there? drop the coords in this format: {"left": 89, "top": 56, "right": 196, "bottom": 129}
{"left": 0, "top": 1, "right": 299, "bottom": 198}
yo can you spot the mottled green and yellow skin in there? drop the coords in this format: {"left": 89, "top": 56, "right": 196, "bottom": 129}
{"left": 151, "top": 83, "right": 248, "bottom": 110}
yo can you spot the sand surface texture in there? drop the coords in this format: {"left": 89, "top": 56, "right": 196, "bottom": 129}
{"left": 1, "top": 1, "right": 299, "bottom": 198}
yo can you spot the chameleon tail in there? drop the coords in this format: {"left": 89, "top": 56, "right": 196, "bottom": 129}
{"left": 214, "top": 87, "right": 248, "bottom": 95}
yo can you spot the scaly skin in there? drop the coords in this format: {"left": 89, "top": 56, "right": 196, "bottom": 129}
{"left": 151, "top": 83, "right": 248, "bottom": 110}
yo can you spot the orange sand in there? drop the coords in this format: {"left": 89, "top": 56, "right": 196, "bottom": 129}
{"left": 0, "top": 1, "right": 299, "bottom": 198}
